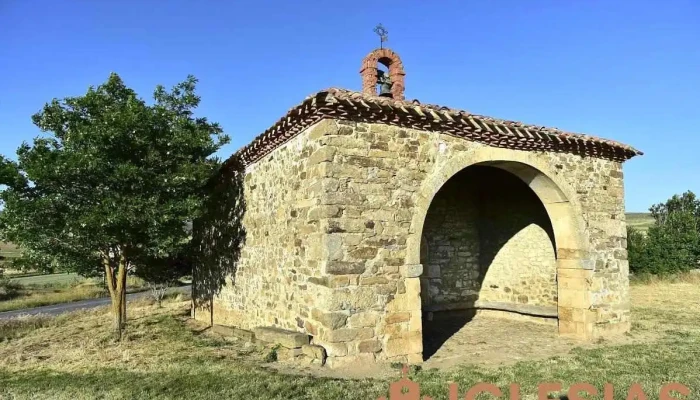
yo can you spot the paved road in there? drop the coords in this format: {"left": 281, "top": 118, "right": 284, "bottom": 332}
{"left": 0, "top": 285, "right": 191, "bottom": 320}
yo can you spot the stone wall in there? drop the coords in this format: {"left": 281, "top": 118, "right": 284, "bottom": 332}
{"left": 476, "top": 167, "right": 558, "bottom": 309}
{"left": 194, "top": 122, "right": 328, "bottom": 332}
{"left": 304, "top": 119, "right": 629, "bottom": 365}
{"left": 198, "top": 117, "right": 630, "bottom": 366}
{"left": 419, "top": 171, "right": 480, "bottom": 311}
{"left": 542, "top": 151, "right": 630, "bottom": 336}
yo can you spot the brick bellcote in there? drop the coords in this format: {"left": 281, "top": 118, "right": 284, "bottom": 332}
{"left": 360, "top": 48, "right": 406, "bottom": 100}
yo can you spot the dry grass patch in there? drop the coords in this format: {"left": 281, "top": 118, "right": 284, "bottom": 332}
{"left": 0, "top": 275, "right": 149, "bottom": 313}
{"left": 0, "top": 282, "right": 699, "bottom": 399}
{"left": 0, "top": 285, "right": 106, "bottom": 313}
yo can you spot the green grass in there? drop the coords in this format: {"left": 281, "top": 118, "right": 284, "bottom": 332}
{"left": 0, "top": 282, "right": 699, "bottom": 399}
{"left": 626, "top": 212, "right": 655, "bottom": 233}
{"left": 9, "top": 272, "right": 83, "bottom": 286}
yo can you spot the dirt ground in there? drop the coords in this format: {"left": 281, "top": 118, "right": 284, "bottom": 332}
{"left": 423, "top": 314, "right": 584, "bottom": 370}
{"left": 259, "top": 311, "right": 652, "bottom": 380}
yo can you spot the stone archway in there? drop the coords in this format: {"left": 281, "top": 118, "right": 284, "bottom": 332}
{"left": 402, "top": 146, "right": 595, "bottom": 361}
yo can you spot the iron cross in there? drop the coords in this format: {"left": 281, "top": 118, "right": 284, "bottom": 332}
{"left": 374, "top": 24, "right": 388, "bottom": 48}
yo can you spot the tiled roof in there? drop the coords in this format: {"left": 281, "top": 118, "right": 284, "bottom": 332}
{"left": 226, "top": 88, "right": 642, "bottom": 169}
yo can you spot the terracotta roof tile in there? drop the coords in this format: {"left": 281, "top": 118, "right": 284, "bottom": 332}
{"left": 225, "top": 88, "right": 642, "bottom": 169}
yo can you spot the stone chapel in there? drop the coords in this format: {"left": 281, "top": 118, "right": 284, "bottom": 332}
{"left": 192, "top": 46, "right": 642, "bottom": 367}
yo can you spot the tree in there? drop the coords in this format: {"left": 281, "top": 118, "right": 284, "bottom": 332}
{"left": 628, "top": 191, "right": 700, "bottom": 275}
{"left": 0, "top": 73, "right": 229, "bottom": 339}
{"left": 626, "top": 226, "right": 647, "bottom": 273}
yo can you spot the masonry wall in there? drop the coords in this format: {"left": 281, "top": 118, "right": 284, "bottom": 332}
{"left": 198, "top": 117, "right": 629, "bottom": 366}
{"left": 194, "top": 123, "right": 329, "bottom": 332}
{"left": 303, "top": 119, "right": 629, "bottom": 365}
{"left": 419, "top": 172, "right": 480, "bottom": 311}
{"left": 477, "top": 167, "right": 558, "bottom": 308}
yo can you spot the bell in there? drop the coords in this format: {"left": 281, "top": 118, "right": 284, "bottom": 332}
{"left": 378, "top": 82, "right": 393, "bottom": 97}
{"left": 376, "top": 70, "right": 393, "bottom": 97}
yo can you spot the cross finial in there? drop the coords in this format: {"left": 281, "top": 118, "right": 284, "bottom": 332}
{"left": 374, "top": 24, "right": 388, "bottom": 49}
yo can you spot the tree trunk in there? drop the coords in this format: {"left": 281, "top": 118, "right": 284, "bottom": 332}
{"left": 191, "top": 266, "right": 196, "bottom": 319}
{"left": 120, "top": 269, "right": 127, "bottom": 328}
{"left": 103, "top": 255, "right": 128, "bottom": 340}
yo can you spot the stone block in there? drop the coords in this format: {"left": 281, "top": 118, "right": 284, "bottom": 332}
{"left": 558, "top": 276, "right": 590, "bottom": 291}
{"left": 557, "top": 267, "right": 594, "bottom": 279}
{"left": 308, "top": 147, "right": 337, "bottom": 164}
{"left": 307, "top": 205, "right": 342, "bottom": 221}
{"left": 358, "top": 340, "right": 382, "bottom": 353}
{"left": 347, "top": 312, "right": 379, "bottom": 328}
{"left": 323, "top": 342, "right": 348, "bottom": 357}
{"left": 311, "top": 309, "right": 348, "bottom": 330}
{"left": 322, "top": 287, "right": 377, "bottom": 311}
{"left": 349, "top": 247, "right": 379, "bottom": 260}
{"left": 304, "top": 321, "right": 318, "bottom": 336}
{"left": 385, "top": 258, "right": 404, "bottom": 267}
{"left": 325, "top": 234, "right": 344, "bottom": 261}
{"left": 324, "top": 327, "right": 374, "bottom": 343}
{"left": 307, "top": 276, "right": 330, "bottom": 287}
{"left": 360, "top": 276, "right": 389, "bottom": 286}
{"left": 302, "top": 344, "right": 327, "bottom": 364}
{"left": 381, "top": 323, "right": 407, "bottom": 336}
{"left": 307, "top": 119, "right": 338, "bottom": 139}
{"left": 329, "top": 275, "right": 354, "bottom": 288}
{"left": 558, "top": 289, "right": 591, "bottom": 309}
{"left": 212, "top": 324, "right": 255, "bottom": 341}
{"left": 385, "top": 331, "right": 422, "bottom": 357}
{"left": 253, "top": 327, "right": 310, "bottom": 349}
{"left": 559, "top": 320, "right": 593, "bottom": 340}
{"left": 408, "top": 312, "right": 422, "bottom": 331}
{"left": 557, "top": 248, "right": 592, "bottom": 261}
{"left": 401, "top": 264, "right": 423, "bottom": 278}
{"left": 385, "top": 312, "right": 411, "bottom": 324}
{"left": 325, "top": 261, "right": 366, "bottom": 275}
{"left": 376, "top": 282, "right": 398, "bottom": 296}
{"left": 343, "top": 233, "right": 363, "bottom": 245}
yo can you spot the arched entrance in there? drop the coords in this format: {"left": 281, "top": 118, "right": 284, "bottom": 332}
{"left": 420, "top": 165, "right": 558, "bottom": 358}
{"left": 404, "top": 147, "right": 594, "bottom": 361}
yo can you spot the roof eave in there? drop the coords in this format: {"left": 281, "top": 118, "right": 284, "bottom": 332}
{"left": 220, "top": 88, "right": 643, "bottom": 172}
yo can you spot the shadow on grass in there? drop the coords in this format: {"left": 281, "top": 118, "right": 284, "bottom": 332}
{"left": 0, "top": 366, "right": 386, "bottom": 400}
{"left": 3, "top": 303, "right": 700, "bottom": 400}
{"left": 5, "top": 332, "right": 700, "bottom": 399}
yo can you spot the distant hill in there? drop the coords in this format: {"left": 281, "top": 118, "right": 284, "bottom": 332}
{"left": 626, "top": 212, "right": 655, "bottom": 233}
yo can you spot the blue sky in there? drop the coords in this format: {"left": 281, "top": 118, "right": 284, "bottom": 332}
{"left": 1, "top": 1, "right": 698, "bottom": 212}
